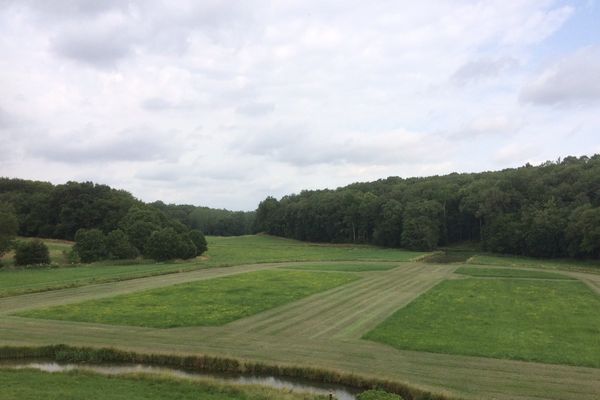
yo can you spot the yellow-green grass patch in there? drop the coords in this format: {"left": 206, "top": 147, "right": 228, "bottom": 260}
{"left": 364, "top": 279, "right": 600, "bottom": 368}
{"left": 17, "top": 270, "right": 359, "bottom": 328}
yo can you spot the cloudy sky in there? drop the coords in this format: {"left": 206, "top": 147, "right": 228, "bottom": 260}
{"left": 1, "top": 1, "right": 599, "bottom": 210}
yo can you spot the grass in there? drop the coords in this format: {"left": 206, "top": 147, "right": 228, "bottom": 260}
{"left": 0, "top": 368, "right": 326, "bottom": 400}
{"left": 0, "top": 235, "right": 426, "bottom": 298}
{"left": 282, "top": 263, "right": 401, "bottom": 272}
{"left": 455, "top": 266, "right": 574, "bottom": 280}
{"left": 17, "top": 270, "right": 359, "bottom": 328}
{"left": 1, "top": 237, "right": 74, "bottom": 266}
{"left": 2, "top": 264, "right": 600, "bottom": 400}
{"left": 0, "top": 261, "right": 208, "bottom": 298}
{"left": 364, "top": 278, "right": 600, "bottom": 367}
{"left": 205, "top": 235, "right": 428, "bottom": 265}
{"left": 468, "top": 254, "right": 600, "bottom": 273}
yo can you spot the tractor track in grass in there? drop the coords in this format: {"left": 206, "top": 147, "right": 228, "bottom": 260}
{"left": 2, "top": 260, "right": 600, "bottom": 399}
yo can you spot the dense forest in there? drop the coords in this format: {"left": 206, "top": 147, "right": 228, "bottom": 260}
{"left": 0, "top": 179, "right": 255, "bottom": 240}
{"left": 0, "top": 179, "right": 255, "bottom": 262}
{"left": 255, "top": 155, "right": 600, "bottom": 259}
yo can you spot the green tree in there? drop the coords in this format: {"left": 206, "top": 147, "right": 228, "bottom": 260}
{"left": 74, "top": 228, "right": 108, "bottom": 263}
{"left": 145, "top": 228, "right": 181, "bottom": 261}
{"left": 119, "top": 206, "right": 163, "bottom": 253}
{"left": 401, "top": 200, "right": 443, "bottom": 251}
{"left": 188, "top": 229, "right": 208, "bottom": 255}
{"left": 14, "top": 239, "right": 50, "bottom": 266}
{"left": 0, "top": 202, "right": 19, "bottom": 258}
{"left": 106, "top": 229, "right": 139, "bottom": 260}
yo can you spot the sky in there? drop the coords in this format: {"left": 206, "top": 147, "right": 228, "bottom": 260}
{"left": 1, "top": 1, "right": 600, "bottom": 210}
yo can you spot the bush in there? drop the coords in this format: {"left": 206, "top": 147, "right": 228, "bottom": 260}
{"left": 106, "top": 229, "right": 139, "bottom": 260}
{"left": 14, "top": 239, "right": 50, "bottom": 266}
{"left": 188, "top": 229, "right": 208, "bottom": 255}
{"left": 358, "top": 389, "right": 405, "bottom": 400}
{"left": 145, "top": 228, "right": 197, "bottom": 261}
{"left": 74, "top": 229, "right": 107, "bottom": 263}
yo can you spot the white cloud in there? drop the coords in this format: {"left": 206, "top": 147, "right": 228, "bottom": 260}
{"left": 521, "top": 46, "right": 600, "bottom": 106}
{"left": 0, "top": 0, "right": 597, "bottom": 210}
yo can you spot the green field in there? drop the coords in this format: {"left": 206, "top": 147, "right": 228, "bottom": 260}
{"left": 364, "top": 278, "right": 600, "bottom": 367}
{"left": 18, "top": 270, "right": 358, "bottom": 328}
{"left": 283, "top": 262, "right": 401, "bottom": 272}
{"left": 468, "top": 254, "right": 600, "bottom": 273}
{"left": 0, "top": 369, "right": 325, "bottom": 400}
{"left": 3, "top": 235, "right": 600, "bottom": 400}
{"left": 455, "top": 266, "right": 574, "bottom": 280}
{"left": 205, "top": 235, "right": 428, "bottom": 265}
{"left": 0, "top": 235, "right": 426, "bottom": 297}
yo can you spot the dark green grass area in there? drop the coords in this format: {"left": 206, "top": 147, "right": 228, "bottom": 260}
{"left": 18, "top": 270, "right": 359, "bottom": 328}
{"left": 455, "top": 266, "right": 574, "bottom": 280}
{"left": 364, "top": 279, "right": 600, "bottom": 367}
{"left": 283, "top": 263, "right": 401, "bottom": 272}
{"left": 0, "top": 369, "right": 325, "bottom": 400}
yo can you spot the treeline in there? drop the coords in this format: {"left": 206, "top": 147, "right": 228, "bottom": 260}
{"left": 151, "top": 202, "right": 255, "bottom": 236}
{"left": 255, "top": 155, "right": 600, "bottom": 259}
{"left": 0, "top": 179, "right": 252, "bottom": 263}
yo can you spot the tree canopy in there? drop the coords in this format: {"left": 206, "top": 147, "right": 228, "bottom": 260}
{"left": 255, "top": 155, "right": 600, "bottom": 258}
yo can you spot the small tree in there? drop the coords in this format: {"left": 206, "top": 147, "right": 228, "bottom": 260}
{"left": 176, "top": 236, "right": 197, "bottom": 260}
{"left": 14, "top": 239, "right": 50, "bottom": 266}
{"left": 106, "top": 229, "right": 139, "bottom": 260}
{"left": 145, "top": 228, "right": 180, "bottom": 261}
{"left": 188, "top": 229, "right": 208, "bottom": 256}
{"left": 146, "top": 228, "right": 200, "bottom": 261}
{"left": 74, "top": 228, "right": 107, "bottom": 263}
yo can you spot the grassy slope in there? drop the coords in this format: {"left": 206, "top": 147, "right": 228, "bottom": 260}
{"left": 455, "top": 266, "right": 574, "bottom": 280}
{"left": 364, "top": 278, "right": 600, "bottom": 367}
{"left": 17, "top": 270, "right": 359, "bottom": 328}
{"left": 0, "top": 235, "right": 426, "bottom": 298}
{"left": 0, "top": 369, "right": 325, "bottom": 400}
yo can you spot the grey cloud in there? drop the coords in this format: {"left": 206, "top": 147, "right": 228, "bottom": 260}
{"left": 0, "top": 107, "right": 13, "bottom": 130}
{"left": 29, "top": 128, "right": 178, "bottom": 164}
{"left": 234, "top": 125, "right": 444, "bottom": 167}
{"left": 53, "top": 29, "right": 135, "bottom": 68}
{"left": 520, "top": 47, "right": 600, "bottom": 106}
{"left": 236, "top": 102, "right": 275, "bottom": 116}
{"left": 141, "top": 97, "right": 193, "bottom": 111}
{"left": 452, "top": 57, "right": 518, "bottom": 85}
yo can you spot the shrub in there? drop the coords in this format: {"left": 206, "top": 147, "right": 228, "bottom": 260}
{"left": 14, "top": 239, "right": 50, "bottom": 266}
{"left": 74, "top": 229, "right": 108, "bottom": 263}
{"left": 106, "top": 229, "right": 139, "bottom": 260}
{"left": 188, "top": 229, "right": 208, "bottom": 255}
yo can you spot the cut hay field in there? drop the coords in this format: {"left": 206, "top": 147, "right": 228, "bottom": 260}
{"left": 2, "top": 235, "right": 600, "bottom": 400}
{"left": 18, "top": 270, "right": 359, "bottom": 328}
{"left": 0, "top": 235, "right": 427, "bottom": 297}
